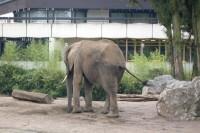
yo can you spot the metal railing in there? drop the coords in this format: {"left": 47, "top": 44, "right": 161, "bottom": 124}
{"left": 0, "top": 16, "right": 158, "bottom": 24}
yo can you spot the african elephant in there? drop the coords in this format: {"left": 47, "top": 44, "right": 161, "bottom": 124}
{"left": 64, "top": 39, "right": 126, "bottom": 118}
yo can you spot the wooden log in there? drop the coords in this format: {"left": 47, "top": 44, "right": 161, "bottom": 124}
{"left": 117, "top": 94, "right": 159, "bottom": 99}
{"left": 117, "top": 94, "right": 159, "bottom": 102}
{"left": 117, "top": 97, "right": 158, "bottom": 102}
{"left": 12, "top": 89, "right": 53, "bottom": 104}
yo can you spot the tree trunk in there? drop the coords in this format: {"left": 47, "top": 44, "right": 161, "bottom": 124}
{"left": 192, "top": 1, "right": 200, "bottom": 77}
{"left": 172, "top": 11, "right": 184, "bottom": 80}
{"left": 166, "top": 28, "right": 175, "bottom": 77}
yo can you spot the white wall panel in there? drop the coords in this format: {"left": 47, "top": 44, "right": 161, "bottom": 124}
{"left": 0, "top": 24, "right": 2, "bottom": 37}
{"left": 102, "top": 23, "right": 126, "bottom": 38}
{"left": 153, "top": 24, "right": 167, "bottom": 39}
{"left": 1, "top": 22, "right": 169, "bottom": 39}
{"left": 3, "top": 23, "right": 26, "bottom": 37}
{"left": 77, "top": 23, "right": 101, "bottom": 38}
{"left": 52, "top": 24, "right": 76, "bottom": 38}
{"left": 27, "top": 24, "right": 51, "bottom": 37}
{"left": 127, "top": 23, "right": 153, "bottom": 39}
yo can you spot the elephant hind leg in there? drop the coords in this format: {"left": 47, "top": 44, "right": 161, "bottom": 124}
{"left": 72, "top": 64, "right": 83, "bottom": 113}
{"left": 101, "top": 93, "right": 110, "bottom": 114}
{"left": 102, "top": 80, "right": 119, "bottom": 118}
{"left": 83, "top": 77, "right": 94, "bottom": 112}
{"left": 107, "top": 92, "right": 119, "bottom": 118}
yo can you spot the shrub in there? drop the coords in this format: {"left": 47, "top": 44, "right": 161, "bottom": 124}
{"left": 0, "top": 64, "right": 66, "bottom": 98}
{"left": 1, "top": 40, "right": 49, "bottom": 61}
{"left": 0, "top": 64, "right": 26, "bottom": 95}
{"left": 119, "top": 73, "right": 142, "bottom": 94}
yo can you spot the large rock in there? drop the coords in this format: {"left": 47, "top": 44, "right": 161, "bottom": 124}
{"left": 156, "top": 77, "right": 200, "bottom": 120}
{"left": 142, "top": 75, "right": 175, "bottom": 96}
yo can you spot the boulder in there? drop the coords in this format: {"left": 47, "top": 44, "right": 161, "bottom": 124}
{"left": 156, "top": 77, "right": 200, "bottom": 120}
{"left": 142, "top": 75, "right": 175, "bottom": 96}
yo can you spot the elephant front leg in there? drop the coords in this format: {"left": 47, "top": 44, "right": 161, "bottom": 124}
{"left": 72, "top": 68, "right": 83, "bottom": 113}
{"left": 67, "top": 73, "right": 73, "bottom": 113}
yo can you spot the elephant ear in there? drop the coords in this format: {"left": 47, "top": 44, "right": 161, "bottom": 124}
{"left": 67, "top": 44, "right": 80, "bottom": 72}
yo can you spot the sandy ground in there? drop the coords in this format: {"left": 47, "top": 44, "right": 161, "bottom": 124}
{"left": 0, "top": 96, "right": 199, "bottom": 133}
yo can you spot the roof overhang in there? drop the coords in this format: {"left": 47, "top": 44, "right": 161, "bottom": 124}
{"left": 0, "top": 0, "right": 152, "bottom": 15}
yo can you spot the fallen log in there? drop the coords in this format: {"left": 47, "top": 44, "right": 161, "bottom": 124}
{"left": 117, "top": 94, "right": 159, "bottom": 102}
{"left": 12, "top": 89, "right": 53, "bottom": 104}
{"left": 117, "top": 97, "right": 158, "bottom": 102}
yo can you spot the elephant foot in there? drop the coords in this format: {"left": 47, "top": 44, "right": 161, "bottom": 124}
{"left": 106, "top": 112, "right": 119, "bottom": 118}
{"left": 83, "top": 107, "right": 94, "bottom": 112}
{"left": 67, "top": 106, "right": 73, "bottom": 113}
{"left": 72, "top": 107, "right": 82, "bottom": 113}
{"left": 101, "top": 109, "right": 109, "bottom": 114}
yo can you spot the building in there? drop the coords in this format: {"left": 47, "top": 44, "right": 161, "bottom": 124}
{"left": 0, "top": 0, "right": 170, "bottom": 61}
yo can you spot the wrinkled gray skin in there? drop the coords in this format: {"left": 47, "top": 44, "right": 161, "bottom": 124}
{"left": 64, "top": 39, "right": 125, "bottom": 118}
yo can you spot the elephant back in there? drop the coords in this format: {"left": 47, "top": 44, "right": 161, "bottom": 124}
{"left": 101, "top": 41, "right": 126, "bottom": 68}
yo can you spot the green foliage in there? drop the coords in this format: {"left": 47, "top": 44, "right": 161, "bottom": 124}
{"left": 0, "top": 41, "right": 18, "bottom": 61}
{"left": 25, "top": 40, "right": 49, "bottom": 61}
{"left": 129, "top": 51, "right": 169, "bottom": 79}
{"left": 1, "top": 40, "right": 49, "bottom": 61}
{"left": 119, "top": 73, "right": 142, "bottom": 94}
{"left": 92, "top": 85, "right": 106, "bottom": 101}
{"left": 0, "top": 64, "right": 66, "bottom": 98}
{"left": 0, "top": 64, "right": 26, "bottom": 95}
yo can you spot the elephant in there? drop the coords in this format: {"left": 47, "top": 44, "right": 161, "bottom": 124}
{"left": 63, "top": 39, "right": 131, "bottom": 118}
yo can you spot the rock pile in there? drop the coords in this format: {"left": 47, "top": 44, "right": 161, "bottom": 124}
{"left": 142, "top": 75, "right": 200, "bottom": 120}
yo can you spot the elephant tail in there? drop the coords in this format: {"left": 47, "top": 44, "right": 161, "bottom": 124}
{"left": 124, "top": 67, "right": 147, "bottom": 85}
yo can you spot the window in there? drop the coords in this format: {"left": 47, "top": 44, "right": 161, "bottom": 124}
{"left": 110, "top": 10, "right": 127, "bottom": 23}
{"left": 72, "top": 9, "right": 87, "bottom": 23}
{"left": 54, "top": 9, "right": 71, "bottom": 23}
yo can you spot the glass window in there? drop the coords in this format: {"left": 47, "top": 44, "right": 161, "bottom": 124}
{"left": 110, "top": 10, "right": 126, "bottom": 23}
{"left": 29, "top": 9, "right": 47, "bottom": 23}
{"left": 54, "top": 9, "right": 71, "bottom": 23}
{"left": 72, "top": 9, "right": 87, "bottom": 23}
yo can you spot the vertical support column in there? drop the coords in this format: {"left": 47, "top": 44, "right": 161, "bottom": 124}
{"left": 158, "top": 40, "right": 161, "bottom": 54}
{"left": 183, "top": 44, "right": 185, "bottom": 61}
{"left": 189, "top": 46, "right": 192, "bottom": 64}
{"left": 140, "top": 41, "right": 144, "bottom": 55}
{"left": 125, "top": 39, "right": 128, "bottom": 62}
{"left": 49, "top": 37, "right": 55, "bottom": 61}
{"left": 134, "top": 39, "right": 137, "bottom": 56}
{"left": 0, "top": 39, "right": 3, "bottom": 56}
{"left": 165, "top": 42, "right": 167, "bottom": 57}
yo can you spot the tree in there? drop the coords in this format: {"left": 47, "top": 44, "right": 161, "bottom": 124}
{"left": 150, "top": 0, "right": 185, "bottom": 79}
{"left": 150, "top": 0, "right": 175, "bottom": 77}
{"left": 190, "top": 0, "right": 200, "bottom": 76}
{"left": 170, "top": 0, "right": 184, "bottom": 79}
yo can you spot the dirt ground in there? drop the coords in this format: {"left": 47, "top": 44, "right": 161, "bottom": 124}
{"left": 0, "top": 96, "right": 199, "bottom": 133}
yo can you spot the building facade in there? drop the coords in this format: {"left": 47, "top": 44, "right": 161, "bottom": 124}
{"left": 0, "top": 0, "right": 172, "bottom": 61}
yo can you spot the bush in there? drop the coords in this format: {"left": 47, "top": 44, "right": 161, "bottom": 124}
{"left": 119, "top": 73, "right": 142, "bottom": 94}
{"left": 0, "top": 64, "right": 26, "bottom": 95}
{"left": 0, "top": 64, "right": 66, "bottom": 98}
{"left": 1, "top": 40, "right": 49, "bottom": 61}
